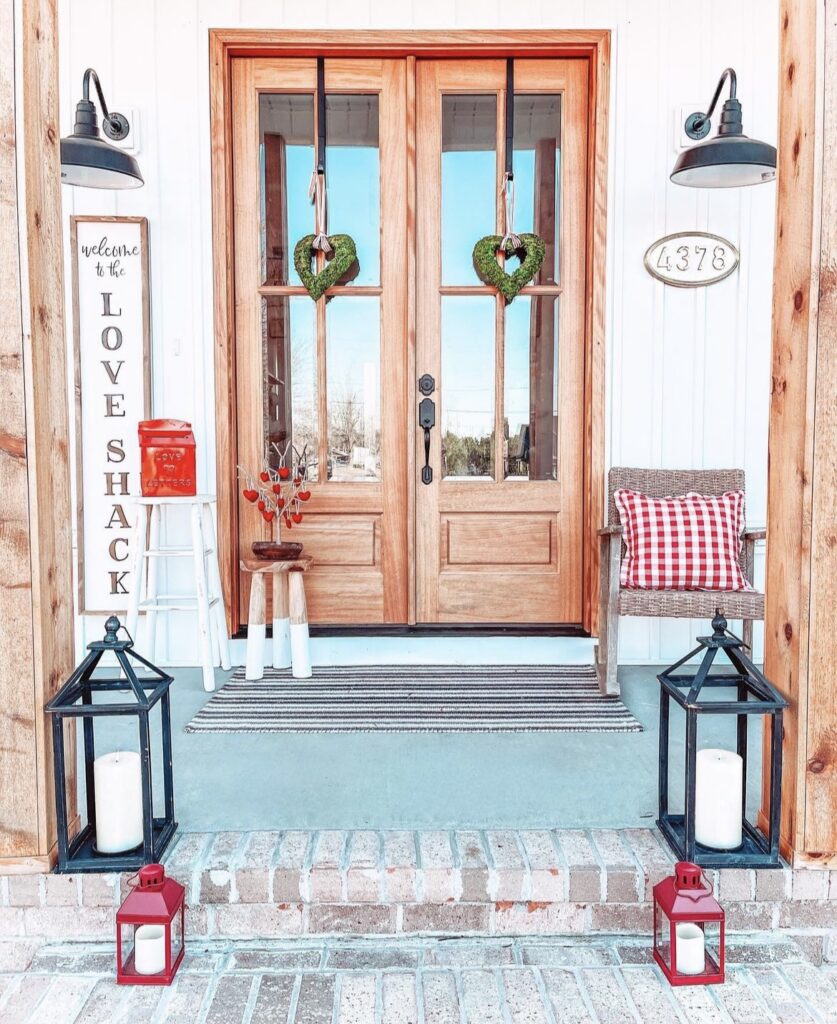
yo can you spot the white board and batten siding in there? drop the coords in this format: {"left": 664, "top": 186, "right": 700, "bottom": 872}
{"left": 58, "top": 0, "right": 777, "bottom": 666}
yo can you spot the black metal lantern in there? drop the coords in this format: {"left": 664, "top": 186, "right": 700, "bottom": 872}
{"left": 657, "top": 611, "right": 788, "bottom": 868}
{"left": 45, "top": 617, "right": 177, "bottom": 873}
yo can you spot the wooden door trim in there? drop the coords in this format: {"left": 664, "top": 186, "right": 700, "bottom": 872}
{"left": 210, "top": 30, "right": 609, "bottom": 634}
{"left": 210, "top": 29, "right": 609, "bottom": 59}
{"left": 210, "top": 28, "right": 239, "bottom": 632}
{"left": 584, "top": 31, "right": 610, "bottom": 636}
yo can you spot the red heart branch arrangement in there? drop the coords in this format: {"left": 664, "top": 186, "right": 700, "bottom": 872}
{"left": 237, "top": 443, "right": 312, "bottom": 535}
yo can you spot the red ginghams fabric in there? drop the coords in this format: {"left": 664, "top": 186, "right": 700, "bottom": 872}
{"left": 614, "top": 488, "right": 749, "bottom": 591}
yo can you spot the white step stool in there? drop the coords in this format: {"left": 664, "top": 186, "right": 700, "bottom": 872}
{"left": 126, "top": 495, "right": 231, "bottom": 692}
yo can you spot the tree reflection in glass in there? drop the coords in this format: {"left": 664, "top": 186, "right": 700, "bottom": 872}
{"left": 263, "top": 296, "right": 318, "bottom": 481}
{"left": 259, "top": 94, "right": 314, "bottom": 287}
{"left": 441, "top": 297, "right": 495, "bottom": 479}
{"left": 512, "top": 94, "right": 561, "bottom": 286}
{"left": 504, "top": 296, "right": 559, "bottom": 481}
{"left": 326, "top": 298, "right": 381, "bottom": 481}
{"left": 260, "top": 93, "right": 380, "bottom": 288}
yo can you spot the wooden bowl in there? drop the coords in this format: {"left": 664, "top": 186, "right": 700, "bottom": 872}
{"left": 251, "top": 541, "right": 304, "bottom": 561}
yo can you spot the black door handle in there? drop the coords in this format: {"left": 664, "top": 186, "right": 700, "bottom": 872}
{"left": 419, "top": 396, "right": 435, "bottom": 485}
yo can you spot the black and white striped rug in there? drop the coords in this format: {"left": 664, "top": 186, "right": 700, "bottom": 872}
{"left": 185, "top": 665, "right": 642, "bottom": 734}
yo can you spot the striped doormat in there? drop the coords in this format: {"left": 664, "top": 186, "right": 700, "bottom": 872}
{"left": 184, "top": 665, "right": 642, "bottom": 734}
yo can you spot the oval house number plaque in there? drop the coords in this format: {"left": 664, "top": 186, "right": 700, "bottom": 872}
{"left": 644, "top": 231, "right": 739, "bottom": 287}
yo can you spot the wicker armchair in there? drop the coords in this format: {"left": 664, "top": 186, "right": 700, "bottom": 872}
{"left": 595, "top": 468, "right": 765, "bottom": 696}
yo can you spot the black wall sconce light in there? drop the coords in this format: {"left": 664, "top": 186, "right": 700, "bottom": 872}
{"left": 671, "top": 68, "right": 776, "bottom": 188}
{"left": 61, "top": 68, "right": 143, "bottom": 189}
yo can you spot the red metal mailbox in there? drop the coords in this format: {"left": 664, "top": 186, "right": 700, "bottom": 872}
{"left": 139, "top": 420, "right": 196, "bottom": 497}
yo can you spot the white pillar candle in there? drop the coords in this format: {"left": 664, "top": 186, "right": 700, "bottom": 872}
{"left": 133, "top": 924, "right": 166, "bottom": 975}
{"left": 675, "top": 922, "right": 706, "bottom": 975}
{"left": 93, "top": 751, "right": 144, "bottom": 854}
{"left": 694, "top": 747, "right": 743, "bottom": 850}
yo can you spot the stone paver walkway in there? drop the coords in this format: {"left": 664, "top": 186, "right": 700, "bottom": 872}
{"left": 2, "top": 936, "right": 837, "bottom": 1024}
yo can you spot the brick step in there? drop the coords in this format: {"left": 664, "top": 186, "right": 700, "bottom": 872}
{"left": 4, "top": 937, "right": 837, "bottom": 1024}
{"left": 20, "top": 933, "right": 823, "bottom": 973}
{"left": 2, "top": 829, "right": 835, "bottom": 962}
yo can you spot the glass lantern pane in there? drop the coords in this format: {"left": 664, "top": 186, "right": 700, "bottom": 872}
{"left": 119, "top": 922, "right": 136, "bottom": 972}
{"left": 703, "top": 920, "right": 722, "bottom": 973}
{"left": 170, "top": 907, "right": 184, "bottom": 967}
{"left": 654, "top": 904, "right": 672, "bottom": 972}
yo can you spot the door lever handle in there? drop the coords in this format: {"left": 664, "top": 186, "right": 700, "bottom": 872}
{"left": 418, "top": 396, "right": 435, "bottom": 485}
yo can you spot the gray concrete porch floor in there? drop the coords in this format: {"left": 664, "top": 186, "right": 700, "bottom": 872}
{"left": 85, "top": 665, "right": 764, "bottom": 833}
{"left": 2, "top": 936, "right": 836, "bottom": 1024}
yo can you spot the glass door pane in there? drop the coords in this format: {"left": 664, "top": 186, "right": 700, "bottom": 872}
{"left": 263, "top": 296, "right": 318, "bottom": 480}
{"left": 441, "top": 296, "right": 495, "bottom": 479}
{"left": 503, "top": 296, "right": 559, "bottom": 480}
{"left": 325, "top": 297, "right": 381, "bottom": 481}
{"left": 512, "top": 94, "right": 561, "bottom": 285}
{"left": 259, "top": 93, "right": 314, "bottom": 287}
{"left": 325, "top": 95, "right": 380, "bottom": 285}
{"left": 442, "top": 95, "right": 497, "bottom": 285}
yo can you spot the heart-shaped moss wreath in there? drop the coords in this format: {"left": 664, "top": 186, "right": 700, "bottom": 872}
{"left": 294, "top": 233, "right": 358, "bottom": 301}
{"left": 472, "top": 233, "right": 546, "bottom": 303}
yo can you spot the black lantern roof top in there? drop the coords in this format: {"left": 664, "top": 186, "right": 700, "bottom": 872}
{"left": 657, "top": 610, "right": 789, "bottom": 713}
{"left": 45, "top": 616, "right": 173, "bottom": 716}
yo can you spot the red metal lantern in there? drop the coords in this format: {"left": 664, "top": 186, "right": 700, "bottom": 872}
{"left": 653, "top": 861, "right": 725, "bottom": 986}
{"left": 139, "top": 419, "right": 197, "bottom": 497}
{"left": 116, "top": 864, "right": 185, "bottom": 985}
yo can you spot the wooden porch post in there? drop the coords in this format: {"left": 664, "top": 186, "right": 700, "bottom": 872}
{"left": 0, "top": 0, "right": 75, "bottom": 871}
{"left": 763, "top": 0, "right": 837, "bottom": 866}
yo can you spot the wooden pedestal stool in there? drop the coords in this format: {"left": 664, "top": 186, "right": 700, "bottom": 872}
{"left": 240, "top": 557, "right": 313, "bottom": 680}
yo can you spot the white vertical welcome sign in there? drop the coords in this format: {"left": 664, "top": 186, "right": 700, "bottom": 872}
{"left": 72, "top": 217, "right": 150, "bottom": 613}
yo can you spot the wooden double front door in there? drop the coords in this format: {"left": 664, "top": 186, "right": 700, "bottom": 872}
{"left": 230, "top": 53, "right": 590, "bottom": 627}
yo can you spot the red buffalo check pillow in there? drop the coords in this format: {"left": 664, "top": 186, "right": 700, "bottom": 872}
{"left": 614, "top": 488, "right": 750, "bottom": 591}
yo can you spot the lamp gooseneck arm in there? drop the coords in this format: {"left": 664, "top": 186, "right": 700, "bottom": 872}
{"left": 692, "top": 68, "right": 737, "bottom": 133}
{"left": 81, "top": 68, "right": 119, "bottom": 131}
